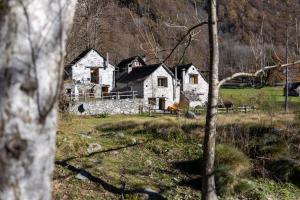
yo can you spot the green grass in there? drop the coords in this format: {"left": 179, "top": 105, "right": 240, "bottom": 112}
{"left": 220, "top": 86, "right": 300, "bottom": 110}
{"left": 53, "top": 113, "right": 300, "bottom": 199}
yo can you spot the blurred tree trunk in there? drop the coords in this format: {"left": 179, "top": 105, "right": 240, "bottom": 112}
{"left": 0, "top": 0, "right": 76, "bottom": 199}
{"left": 202, "top": 0, "right": 219, "bottom": 200}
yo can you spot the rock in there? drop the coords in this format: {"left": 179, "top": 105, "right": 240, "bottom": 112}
{"left": 110, "top": 151, "right": 119, "bottom": 155}
{"left": 116, "top": 132, "right": 125, "bottom": 138}
{"left": 139, "top": 188, "right": 161, "bottom": 200}
{"left": 130, "top": 138, "right": 137, "bottom": 145}
{"left": 88, "top": 158, "right": 101, "bottom": 164}
{"left": 80, "top": 132, "right": 92, "bottom": 139}
{"left": 185, "top": 111, "right": 197, "bottom": 119}
{"left": 75, "top": 171, "right": 88, "bottom": 181}
{"left": 145, "top": 160, "right": 152, "bottom": 166}
{"left": 172, "top": 177, "right": 180, "bottom": 183}
{"left": 87, "top": 143, "right": 102, "bottom": 154}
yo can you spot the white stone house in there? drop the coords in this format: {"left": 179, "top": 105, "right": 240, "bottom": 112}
{"left": 116, "top": 55, "right": 146, "bottom": 81}
{"left": 116, "top": 63, "right": 180, "bottom": 110}
{"left": 172, "top": 64, "right": 209, "bottom": 107}
{"left": 65, "top": 48, "right": 115, "bottom": 94}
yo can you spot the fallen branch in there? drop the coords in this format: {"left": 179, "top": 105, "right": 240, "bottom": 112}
{"left": 218, "top": 60, "right": 300, "bottom": 88}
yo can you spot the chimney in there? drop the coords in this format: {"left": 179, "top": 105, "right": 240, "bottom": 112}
{"left": 182, "top": 68, "right": 186, "bottom": 91}
{"left": 106, "top": 52, "right": 109, "bottom": 68}
{"left": 175, "top": 66, "right": 178, "bottom": 85}
{"left": 142, "top": 55, "right": 146, "bottom": 63}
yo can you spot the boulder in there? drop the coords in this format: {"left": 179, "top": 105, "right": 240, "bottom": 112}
{"left": 185, "top": 111, "right": 197, "bottom": 119}
{"left": 87, "top": 143, "right": 102, "bottom": 154}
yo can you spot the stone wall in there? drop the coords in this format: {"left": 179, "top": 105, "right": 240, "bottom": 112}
{"left": 69, "top": 99, "right": 144, "bottom": 115}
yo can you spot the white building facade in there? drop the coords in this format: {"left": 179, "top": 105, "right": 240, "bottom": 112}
{"left": 174, "top": 64, "right": 209, "bottom": 107}
{"left": 116, "top": 63, "right": 180, "bottom": 110}
{"left": 66, "top": 49, "right": 115, "bottom": 93}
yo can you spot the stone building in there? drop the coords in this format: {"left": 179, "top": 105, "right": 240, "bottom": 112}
{"left": 116, "top": 55, "right": 146, "bottom": 81}
{"left": 64, "top": 48, "right": 115, "bottom": 95}
{"left": 116, "top": 63, "right": 180, "bottom": 110}
{"left": 172, "top": 64, "right": 209, "bottom": 107}
{"left": 284, "top": 82, "right": 300, "bottom": 97}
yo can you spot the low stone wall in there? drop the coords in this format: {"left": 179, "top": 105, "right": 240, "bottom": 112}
{"left": 69, "top": 99, "right": 144, "bottom": 115}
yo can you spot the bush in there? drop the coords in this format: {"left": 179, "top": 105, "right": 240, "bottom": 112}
{"left": 94, "top": 113, "right": 109, "bottom": 118}
{"left": 97, "top": 120, "right": 141, "bottom": 132}
{"left": 215, "top": 144, "right": 251, "bottom": 195}
{"left": 268, "top": 159, "right": 300, "bottom": 186}
{"left": 251, "top": 134, "right": 289, "bottom": 160}
{"left": 143, "top": 119, "right": 185, "bottom": 141}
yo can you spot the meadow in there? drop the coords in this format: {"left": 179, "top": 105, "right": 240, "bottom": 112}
{"left": 220, "top": 87, "right": 300, "bottom": 110}
{"left": 53, "top": 111, "right": 300, "bottom": 200}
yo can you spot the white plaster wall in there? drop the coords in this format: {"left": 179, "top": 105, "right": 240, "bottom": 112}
{"left": 182, "top": 65, "right": 209, "bottom": 104}
{"left": 71, "top": 49, "right": 115, "bottom": 91}
{"left": 143, "top": 66, "right": 177, "bottom": 109}
{"left": 99, "top": 66, "right": 114, "bottom": 92}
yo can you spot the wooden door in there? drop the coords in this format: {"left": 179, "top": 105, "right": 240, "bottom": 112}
{"left": 159, "top": 98, "right": 166, "bottom": 110}
{"left": 102, "top": 86, "right": 109, "bottom": 97}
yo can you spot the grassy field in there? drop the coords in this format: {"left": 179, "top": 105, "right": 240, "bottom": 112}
{"left": 220, "top": 87, "right": 300, "bottom": 111}
{"left": 53, "top": 113, "right": 300, "bottom": 200}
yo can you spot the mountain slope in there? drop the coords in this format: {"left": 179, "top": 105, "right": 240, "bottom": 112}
{"left": 66, "top": 0, "right": 300, "bottom": 79}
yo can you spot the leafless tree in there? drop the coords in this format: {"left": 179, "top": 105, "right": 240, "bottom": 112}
{"left": 202, "top": 0, "right": 219, "bottom": 199}
{"left": 0, "top": 0, "right": 76, "bottom": 199}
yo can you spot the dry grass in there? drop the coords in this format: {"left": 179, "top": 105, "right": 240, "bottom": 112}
{"left": 54, "top": 112, "right": 300, "bottom": 200}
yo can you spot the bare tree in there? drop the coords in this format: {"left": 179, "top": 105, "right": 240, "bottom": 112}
{"left": 0, "top": 0, "right": 76, "bottom": 199}
{"left": 201, "top": 0, "right": 219, "bottom": 199}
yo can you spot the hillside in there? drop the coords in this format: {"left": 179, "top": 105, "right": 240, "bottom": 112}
{"left": 66, "top": 0, "right": 300, "bottom": 79}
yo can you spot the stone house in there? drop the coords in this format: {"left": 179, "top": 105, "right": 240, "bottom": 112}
{"left": 64, "top": 48, "right": 115, "bottom": 95}
{"left": 116, "top": 55, "right": 146, "bottom": 81}
{"left": 284, "top": 82, "right": 300, "bottom": 96}
{"left": 116, "top": 63, "right": 180, "bottom": 110}
{"left": 172, "top": 64, "right": 209, "bottom": 107}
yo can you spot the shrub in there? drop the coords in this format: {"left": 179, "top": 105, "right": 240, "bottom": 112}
{"left": 94, "top": 113, "right": 109, "bottom": 118}
{"left": 216, "top": 144, "right": 251, "bottom": 176}
{"left": 215, "top": 144, "right": 251, "bottom": 195}
{"left": 97, "top": 120, "right": 141, "bottom": 132}
{"left": 143, "top": 119, "right": 185, "bottom": 141}
{"left": 251, "top": 134, "right": 289, "bottom": 160}
{"left": 268, "top": 159, "right": 300, "bottom": 186}
{"left": 293, "top": 110, "right": 300, "bottom": 127}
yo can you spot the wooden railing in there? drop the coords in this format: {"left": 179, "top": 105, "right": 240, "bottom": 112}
{"left": 69, "top": 91, "right": 138, "bottom": 101}
{"left": 192, "top": 105, "right": 257, "bottom": 114}
{"left": 139, "top": 105, "right": 257, "bottom": 116}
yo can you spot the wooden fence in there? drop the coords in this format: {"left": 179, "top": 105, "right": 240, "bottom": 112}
{"left": 141, "top": 105, "right": 257, "bottom": 116}
{"left": 69, "top": 91, "right": 138, "bottom": 101}
{"left": 192, "top": 105, "right": 257, "bottom": 114}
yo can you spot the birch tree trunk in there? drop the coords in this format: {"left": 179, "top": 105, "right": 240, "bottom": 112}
{"left": 202, "top": 0, "right": 219, "bottom": 200}
{"left": 0, "top": 0, "right": 76, "bottom": 199}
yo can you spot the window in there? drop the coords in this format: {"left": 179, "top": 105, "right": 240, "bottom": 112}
{"left": 158, "top": 77, "right": 168, "bottom": 87}
{"left": 189, "top": 74, "right": 198, "bottom": 84}
{"left": 148, "top": 98, "right": 156, "bottom": 105}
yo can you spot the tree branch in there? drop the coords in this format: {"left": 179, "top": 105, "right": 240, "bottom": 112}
{"left": 178, "top": 33, "right": 192, "bottom": 64}
{"left": 218, "top": 60, "right": 300, "bottom": 88}
{"left": 163, "top": 21, "right": 208, "bottom": 63}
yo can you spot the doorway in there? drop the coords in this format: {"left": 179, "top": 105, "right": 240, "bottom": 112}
{"left": 101, "top": 86, "right": 109, "bottom": 97}
{"left": 158, "top": 98, "right": 166, "bottom": 110}
{"left": 90, "top": 68, "right": 99, "bottom": 84}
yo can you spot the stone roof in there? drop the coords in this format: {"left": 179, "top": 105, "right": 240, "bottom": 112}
{"left": 117, "top": 56, "right": 146, "bottom": 68}
{"left": 118, "top": 63, "right": 174, "bottom": 83}
{"left": 66, "top": 48, "right": 107, "bottom": 67}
